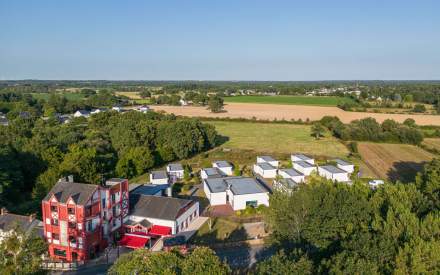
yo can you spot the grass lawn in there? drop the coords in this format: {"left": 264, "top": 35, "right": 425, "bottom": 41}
{"left": 191, "top": 217, "right": 244, "bottom": 245}
{"left": 134, "top": 99, "right": 151, "bottom": 104}
{"left": 31, "top": 92, "right": 85, "bottom": 101}
{"left": 206, "top": 121, "right": 349, "bottom": 158}
{"left": 224, "top": 95, "right": 355, "bottom": 106}
{"left": 422, "top": 138, "right": 440, "bottom": 151}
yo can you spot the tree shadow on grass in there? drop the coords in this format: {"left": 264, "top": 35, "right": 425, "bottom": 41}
{"left": 387, "top": 161, "right": 429, "bottom": 183}
{"left": 215, "top": 135, "right": 230, "bottom": 146}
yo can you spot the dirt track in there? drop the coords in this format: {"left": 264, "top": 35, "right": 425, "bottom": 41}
{"left": 151, "top": 103, "right": 440, "bottom": 126}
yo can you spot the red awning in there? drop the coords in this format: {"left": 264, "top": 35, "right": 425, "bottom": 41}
{"left": 119, "top": 233, "right": 150, "bottom": 249}
{"left": 149, "top": 225, "right": 172, "bottom": 236}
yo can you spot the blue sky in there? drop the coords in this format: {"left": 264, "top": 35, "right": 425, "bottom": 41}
{"left": 0, "top": 0, "right": 439, "bottom": 80}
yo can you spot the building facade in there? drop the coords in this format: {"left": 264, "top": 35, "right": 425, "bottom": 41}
{"left": 42, "top": 178, "right": 129, "bottom": 262}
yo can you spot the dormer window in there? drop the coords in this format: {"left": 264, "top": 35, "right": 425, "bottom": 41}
{"left": 67, "top": 207, "right": 75, "bottom": 215}
{"left": 50, "top": 205, "right": 57, "bottom": 212}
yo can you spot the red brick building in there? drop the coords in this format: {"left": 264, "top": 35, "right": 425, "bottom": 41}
{"left": 42, "top": 178, "right": 129, "bottom": 262}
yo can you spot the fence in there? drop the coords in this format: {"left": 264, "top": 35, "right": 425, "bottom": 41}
{"left": 41, "top": 260, "right": 85, "bottom": 271}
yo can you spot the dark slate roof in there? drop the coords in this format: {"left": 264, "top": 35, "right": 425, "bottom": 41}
{"left": 213, "top": 161, "right": 232, "bottom": 168}
{"left": 204, "top": 177, "right": 268, "bottom": 195}
{"left": 202, "top": 167, "right": 223, "bottom": 177}
{"left": 168, "top": 163, "right": 184, "bottom": 172}
{"left": 130, "top": 184, "right": 168, "bottom": 196}
{"left": 277, "top": 178, "right": 299, "bottom": 188}
{"left": 292, "top": 154, "right": 312, "bottom": 161}
{"left": 43, "top": 181, "right": 98, "bottom": 205}
{"left": 280, "top": 168, "right": 303, "bottom": 177}
{"left": 334, "top": 159, "right": 353, "bottom": 166}
{"left": 258, "top": 156, "right": 276, "bottom": 162}
{"left": 294, "top": 161, "right": 314, "bottom": 168}
{"left": 0, "top": 213, "right": 40, "bottom": 233}
{"left": 129, "top": 194, "right": 193, "bottom": 221}
{"left": 151, "top": 171, "right": 168, "bottom": 180}
{"left": 125, "top": 218, "right": 152, "bottom": 228}
{"left": 320, "top": 165, "right": 347, "bottom": 174}
{"left": 256, "top": 162, "right": 276, "bottom": 171}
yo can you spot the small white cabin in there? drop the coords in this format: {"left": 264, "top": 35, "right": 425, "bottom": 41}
{"left": 293, "top": 161, "right": 316, "bottom": 176}
{"left": 253, "top": 163, "right": 277, "bottom": 178}
{"left": 256, "top": 156, "right": 279, "bottom": 168}
{"left": 334, "top": 159, "right": 355, "bottom": 173}
{"left": 291, "top": 154, "right": 314, "bottom": 165}
{"left": 318, "top": 165, "right": 350, "bottom": 182}
{"left": 278, "top": 168, "right": 305, "bottom": 183}
{"left": 212, "top": 161, "right": 233, "bottom": 176}
{"left": 150, "top": 171, "right": 169, "bottom": 185}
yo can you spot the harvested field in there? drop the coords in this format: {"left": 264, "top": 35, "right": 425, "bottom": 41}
{"left": 422, "top": 138, "right": 440, "bottom": 151}
{"left": 224, "top": 95, "right": 354, "bottom": 106}
{"left": 150, "top": 103, "right": 440, "bottom": 126}
{"left": 358, "top": 143, "right": 434, "bottom": 182}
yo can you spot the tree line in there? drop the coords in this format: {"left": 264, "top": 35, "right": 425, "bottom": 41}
{"left": 0, "top": 109, "right": 217, "bottom": 215}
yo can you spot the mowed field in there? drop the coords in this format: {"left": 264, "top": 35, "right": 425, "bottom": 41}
{"left": 151, "top": 103, "right": 440, "bottom": 126}
{"left": 422, "top": 138, "right": 440, "bottom": 151}
{"left": 207, "top": 121, "right": 349, "bottom": 157}
{"left": 358, "top": 143, "right": 434, "bottom": 182}
{"left": 224, "top": 95, "right": 354, "bottom": 106}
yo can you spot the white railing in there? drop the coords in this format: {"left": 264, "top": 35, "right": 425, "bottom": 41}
{"left": 41, "top": 260, "right": 85, "bottom": 271}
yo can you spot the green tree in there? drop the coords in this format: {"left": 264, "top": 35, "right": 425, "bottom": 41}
{"left": 0, "top": 230, "right": 48, "bottom": 274}
{"left": 207, "top": 95, "right": 224, "bottom": 113}
{"left": 256, "top": 251, "right": 313, "bottom": 275}
{"left": 138, "top": 90, "right": 151, "bottom": 99}
{"left": 116, "top": 147, "right": 155, "bottom": 178}
{"left": 59, "top": 145, "right": 101, "bottom": 184}
{"left": 394, "top": 239, "right": 440, "bottom": 274}
{"left": 181, "top": 247, "right": 230, "bottom": 275}
{"left": 310, "top": 122, "right": 325, "bottom": 139}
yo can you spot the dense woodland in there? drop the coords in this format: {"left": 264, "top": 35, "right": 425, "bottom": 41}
{"left": 259, "top": 159, "right": 440, "bottom": 274}
{"left": 0, "top": 90, "right": 217, "bottom": 215}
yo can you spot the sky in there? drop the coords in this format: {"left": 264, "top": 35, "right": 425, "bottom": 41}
{"left": 0, "top": 0, "right": 439, "bottom": 80}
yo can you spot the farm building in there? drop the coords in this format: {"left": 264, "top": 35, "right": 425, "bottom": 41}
{"left": 212, "top": 161, "right": 234, "bottom": 176}
{"left": 203, "top": 177, "right": 269, "bottom": 210}
{"left": 150, "top": 171, "right": 169, "bottom": 185}
{"left": 256, "top": 156, "right": 279, "bottom": 168}
{"left": 253, "top": 162, "right": 277, "bottom": 178}
{"left": 291, "top": 154, "right": 314, "bottom": 165}
{"left": 167, "top": 163, "right": 184, "bottom": 180}
{"left": 293, "top": 161, "right": 317, "bottom": 176}
{"left": 278, "top": 168, "right": 305, "bottom": 183}
{"left": 200, "top": 167, "right": 223, "bottom": 180}
{"left": 318, "top": 165, "right": 350, "bottom": 182}
{"left": 334, "top": 159, "right": 355, "bottom": 173}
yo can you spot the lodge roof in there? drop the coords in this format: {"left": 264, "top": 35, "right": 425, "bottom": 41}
{"left": 129, "top": 194, "right": 193, "bottom": 221}
{"left": 43, "top": 181, "right": 98, "bottom": 205}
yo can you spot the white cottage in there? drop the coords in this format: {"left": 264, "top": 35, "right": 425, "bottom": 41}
{"left": 73, "top": 110, "right": 90, "bottom": 118}
{"left": 293, "top": 161, "right": 317, "bottom": 176}
{"left": 167, "top": 163, "right": 184, "bottom": 180}
{"left": 291, "top": 154, "right": 314, "bottom": 165}
{"left": 278, "top": 168, "right": 305, "bottom": 183}
{"left": 150, "top": 171, "right": 169, "bottom": 185}
{"left": 200, "top": 167, "right": 223, "bottom": 180}
{"left": 212, "top": 161, "right": 233, "bottom": 176}
{"left": 318, "top": 165, "right": 350, "bottom": 182}
{"left": 334, "top": 159, "right": 355, "bottom": 173}
{"left": 203, "top": 177, "right": 269, "bottom": 211}
{"left": 253, "top": 162, "right": 277, "bottom": 178}
{"left": 256, "top": 156, "right": 279, "bottom": 168}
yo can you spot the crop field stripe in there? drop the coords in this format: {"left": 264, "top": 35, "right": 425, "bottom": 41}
{"left": 223, "top": 95, "right": 354, "bottom": 106}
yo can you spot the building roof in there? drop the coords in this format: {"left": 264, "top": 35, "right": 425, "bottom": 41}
{"left": 125, "top": 218, "right": 152, "bottom": 228}
{"left": 202, "top": 167, "right": 223, "bottom": 177}
{"left": 292, "top": 154, "right": 313, "bottom": 161}
{"left": 334, "top": 159, "right": 353, "bottom": 166}
{"left": 151, "top": 171, "right": 168, "bottom": 180}
{"left": 0, "top": 213, "right": 41, "bottom": 233}
{"left": 204, "top": 177, "right": 268, "bottom": 195}
{"left": 276, "top": 178, "right": 299, "bottom": 188}
{"left": 43, "top": 181, "right": 98, "bottom": 205}
{"left": 0, "top": 117, "right": 8, "bottom": 126}
{"left": 129, "top": 194, "right": 193, "bottom": 221}
{"left": 106, "top": 178, "right": 127, "bottom": 187}
{"left": 167, "top": 163, "right": 184, "bottom": 172}
{"left": 256, "top": 162, "right": 276, "bottom": 171}
{"left": 258, "top": 156, "right": 277, "bottom": 162}
{"left": 320, "top": 165, "right": 348, "bottom": 174}
{"left": 213, "top": 161, "right": 232, "bottom": 168}
{"left": 294, "top": 161, "right": 315, "bottom": 168}
{"left": 130, "top": 184, "right": 168, "bottom": 196}
{"left": 280, "top": 168, "right": 303, "bottom": 177}
{"left": 75, "top": 110, "right": 90, "bottom": 115}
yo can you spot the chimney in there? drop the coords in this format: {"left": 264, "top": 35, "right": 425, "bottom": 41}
{"left": 29, "top": 213, "right": 36, "bottom": 222}
{"left": 1, "top": 207, "right": 8, "bottom": 216}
